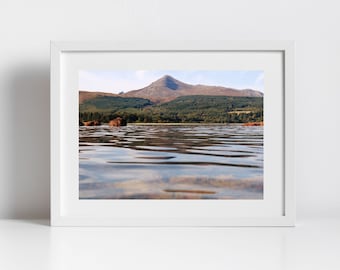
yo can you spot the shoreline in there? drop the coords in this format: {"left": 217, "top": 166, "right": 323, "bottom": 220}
{"left": 128, "top": 122, "right": 240, "bottom": 126}
{"left": 80, "top": 122, "right": 264, "bottom": 127}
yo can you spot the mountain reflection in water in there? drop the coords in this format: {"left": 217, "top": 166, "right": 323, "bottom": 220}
{"left": 79, "top": 124, "right": 263, "bottom": 199}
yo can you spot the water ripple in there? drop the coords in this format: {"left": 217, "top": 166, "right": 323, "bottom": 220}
{"left": 79, "top": 124, "right": 263, "bottom": 199}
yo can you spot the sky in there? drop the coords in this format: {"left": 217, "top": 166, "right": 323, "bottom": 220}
{"left": 79, "top": 70, "right": 264, "bottom": 94}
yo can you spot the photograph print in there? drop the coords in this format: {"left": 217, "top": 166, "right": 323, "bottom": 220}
{"left": 79, "top": 70, "right": 264, "bottom": 200}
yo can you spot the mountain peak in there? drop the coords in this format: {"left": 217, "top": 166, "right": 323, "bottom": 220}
{"left": 160, "top": 74, "right": 175, "bottom": 80}
{"left": 151, "top": 75, "right": 185, "bottom": 90}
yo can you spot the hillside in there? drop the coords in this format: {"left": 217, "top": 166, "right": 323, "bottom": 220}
{"left": 79, "top": 91, "right": 117, "bottom": 104}
{"left": 151, "top": 96, "right": 263, "bottom": 123}
{"left": 79, "top": 95, "right": 263, "bottom": 124}
{"left": 80, "top": 96, "right": 153, "bottom": 112}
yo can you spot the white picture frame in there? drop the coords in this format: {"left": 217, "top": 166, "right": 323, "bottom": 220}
{"left": 50, "top": 41, "right": 295, "bottom": 226}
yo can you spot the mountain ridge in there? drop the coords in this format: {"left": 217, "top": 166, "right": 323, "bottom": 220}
{"left": 80, "top": 75, "right": 263, "bottom": 104}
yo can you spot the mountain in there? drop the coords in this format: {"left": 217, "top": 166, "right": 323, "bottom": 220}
{"left": 79, "top": 75, "right": 264, "bottom": 123}
{"left": 122, "top": 75, "right": 263, "bottom": 103}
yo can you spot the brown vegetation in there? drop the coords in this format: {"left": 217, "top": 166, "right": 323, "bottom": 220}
{"left": 82, "top": 120, "right": 101, "bottom": 126}
{"left": 243, "top": 121, "right": 264, "bottom": 126}
{"left": 108, "top": 117, "right": 126, "bottom": 127}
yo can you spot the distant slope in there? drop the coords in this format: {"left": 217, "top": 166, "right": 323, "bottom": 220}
{"left": 159, "top": 95, "right": 263, "bottom": 111}
{"left": 122, "top": 75, "right": 263, "bottom": 103}
{"left": 79, "top": 96, "right": 153, "bottom": 112}
{"left": 79, "top": 91, "right": 117, "bottom": 104}
{"left": 154, "top": 96, "right": 263, "bottom": 123}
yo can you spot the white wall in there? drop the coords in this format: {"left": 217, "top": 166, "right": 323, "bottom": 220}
{"left": 0, "top": 0, "right": 339, "bottom": 219}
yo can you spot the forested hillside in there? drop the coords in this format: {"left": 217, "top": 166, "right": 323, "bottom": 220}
{"left": 79, "top": 95, "right": 263, "bottom": 124}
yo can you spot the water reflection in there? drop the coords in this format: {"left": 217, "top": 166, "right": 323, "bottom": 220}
{"left": 79, "top": 124, "right": 263, "bottom": 199}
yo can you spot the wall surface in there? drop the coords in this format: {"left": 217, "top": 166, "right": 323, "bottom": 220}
{"left": 0, "top": 0, "right": 339, "bottom": 219}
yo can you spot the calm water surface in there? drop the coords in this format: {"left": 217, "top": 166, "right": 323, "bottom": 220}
{"left": 79, "top": 125, "right": 263, "bottom": 199}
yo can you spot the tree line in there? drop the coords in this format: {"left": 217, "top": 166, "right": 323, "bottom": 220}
{"left": 79, "top": 110, "right": 263, "bottom": 124}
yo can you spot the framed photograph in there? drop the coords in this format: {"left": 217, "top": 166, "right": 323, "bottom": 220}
{"left": 51, "top": 41, "right": 294, "bottom": 226}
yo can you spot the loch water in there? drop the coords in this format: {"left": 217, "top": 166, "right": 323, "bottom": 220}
{"left": 79, "top": 124, "right": 263, "bottom": 199}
